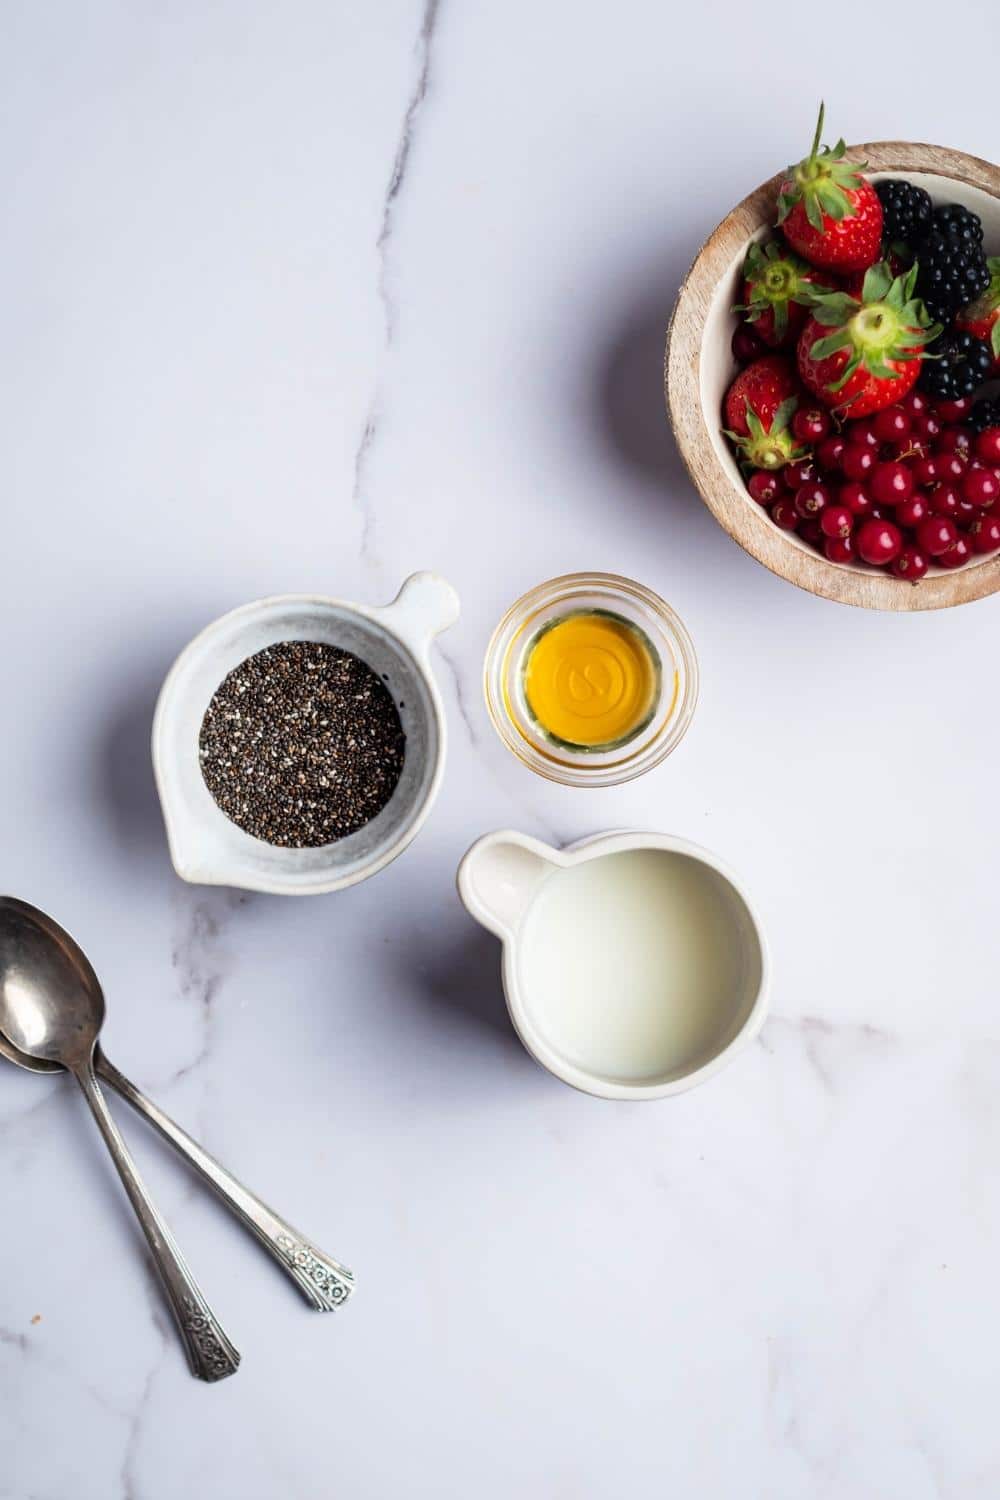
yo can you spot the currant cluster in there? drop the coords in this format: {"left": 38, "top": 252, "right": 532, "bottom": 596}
{"left": 745, "top": 392, "right": 1000, "bottom": 579}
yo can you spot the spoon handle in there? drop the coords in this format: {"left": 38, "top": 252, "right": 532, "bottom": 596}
{"left": 95, "top": 1049, "right": 355, "bottom": 1313}
{"left": 71, "top": 1058, "right": 240, "bottom": 1382}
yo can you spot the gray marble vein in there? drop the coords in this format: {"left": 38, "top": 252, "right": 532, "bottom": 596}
{"left": 354, "top": 0, "right": 442, "bottom": 566}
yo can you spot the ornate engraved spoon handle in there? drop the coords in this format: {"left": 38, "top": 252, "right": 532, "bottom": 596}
{"left": 71, "top": 1057, "right": 240, "bottom": 1381}
{"left": 95, "top": 1048, "right": 355, "bottom": 1312}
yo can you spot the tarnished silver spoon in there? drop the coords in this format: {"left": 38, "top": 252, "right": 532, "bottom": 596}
{"left": 0, "top": 895, "right": 240, "bottom": 1380}
{"left": 0, "top": 931, "right": 353, "bottom": 1313}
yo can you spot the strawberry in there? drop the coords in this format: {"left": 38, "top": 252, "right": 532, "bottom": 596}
{"left": 956, "top": 258, "right": 1000, "bottom": 373}
{"left": 796, "top": 262, "right": 938, "bottom": 417}
{"left": 735, "top": 240, "right": 829, "bottom": 348}
{"left": 777, "top": 104, "right": 883, "bottom": 273}
{"left": 722, "top": 354, "right": 806, "bottom": 469}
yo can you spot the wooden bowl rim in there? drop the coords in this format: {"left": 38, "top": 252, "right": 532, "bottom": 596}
{"left": 665, "top": 141, "right": 1000, "bottom": 611}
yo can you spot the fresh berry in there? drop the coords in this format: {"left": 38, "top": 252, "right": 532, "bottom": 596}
{"left": 931, "top": 202, "right": 984, "bottom": 247}
{"left": 776, "top": 104, "right": 882, "bottom": 273}
{"left": 839, "top": 481, "right": 873, "bottom": 516}
{"left": 891, "top": 544, "right": 929, "bottom": 580}
{"left": 902, "top": 390, "right": 930, "bottom": 416}
{"left": 794, "top": 480, "right": 832, "bottom": 518}
{"left": 723, "top": 356, "right": 806, "bottom": 469}
{"left": 929, "top": 483, "right": 962, "bottom": 518}
{"left": 912, "top": 411, "right": 942, "bottom": 441}
{"left": 748, "top": 470, "right": 783, "bottom": 504}
{"left": 974, "top": 428, "right": 1000, "bottom": 465}
{"left": 875, "top": 179, "right": 932, "bottom": 250}
{"left": 732, "top": 325, "right": 767, "bottom": 364}
{"left": 824, "top": 534, "right": 856, "bottom": 563}
{"left": 817, "top": 435, "right": 847, "bottom": 471}
{"left": 856, "top": 517, "right": 902, "bottom": 565}
{"left": 797, "top": 262, "right": 937, "bottom": 416}
{"left": 846, "top": 418, "right": 880, "bottom": 448}
{"left": 737, "top": 241, "right": 829, "bottom": 349}
{"left": 916, "top": 516, "right": 958, "bottom": 556}
{"left": 918, "top": 329, "right": 993, "bottom": 400}
{"left": 799, "top": 518, "right": 824, "bottom": 547}
{"left": 969, "top": 514, "right": 1000, "bottom": 553}
{"left": 935, "top": 427, "right": 973, "bottom": 457}
{"left": 792, "top": 405, "right": 832, "bottom": 443}
{"left": 934, "top": 396, "right": 974, "bottom": 423}
{"left": 870, "top": 460, "right": 913, "bottom": 505}
{"left": 771, "top": 496, "right": 800, "bottom": 529}
{"left": 911, "top": 455, "right": 938, "bottom": 487}
{"left": 915, "top": 229, "right": 991, "bottom": 325}
{"left": 962, "top": 467, "right": 1000, "bottom": 507}
{"left": 783, "top": 458, "right": 819, "bottom": 489}
{"left": 841, "top": 444, "right": 877, "bottom": 480}
{"left": 955, "top": 258, "right": 1000, "bottom": 372}
{"left": 896, "top": 493, "right": 928, "bottom": 528}
{"left": 935, "top": 451, "right": 967, "bottom": 483}
{"left": 969, "top": 397, "right": 1000, "bottom": 435}
{"left": 872, "top": 407, "right": 911, "bottom": 443}
{"left": 937, "top": 534, "right": 973, "bottom": 568}
{"left": 820, "top": 504, "right": 853, "bottom": 539}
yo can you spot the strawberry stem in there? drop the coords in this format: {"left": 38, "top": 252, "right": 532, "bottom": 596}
{"left": 807, "top": 102, "right": 825, "bottom": 173}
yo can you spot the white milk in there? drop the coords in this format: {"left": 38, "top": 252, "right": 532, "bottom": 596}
{"left": 517, "top": 849, "right": 753, "bottom": 1084}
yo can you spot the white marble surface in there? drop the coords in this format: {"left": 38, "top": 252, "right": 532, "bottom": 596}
{"left": 2, "top": 3, "right": 999, "bottom": 1496}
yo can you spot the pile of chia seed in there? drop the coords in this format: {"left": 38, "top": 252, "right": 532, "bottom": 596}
{"left": 198, "top": 641, "right": 406, "bottom": 847}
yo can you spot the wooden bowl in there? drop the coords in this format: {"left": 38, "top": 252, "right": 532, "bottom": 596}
{"left": 666, "top": 143, "right": 1000, "bottom": 610}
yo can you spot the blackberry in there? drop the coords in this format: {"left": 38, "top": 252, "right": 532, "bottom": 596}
{"left": 915, "top": 229, "right": 992, "bottom": 324}
{"left": 918, "top": 329, "right": 993, "bottom": 400}
{"left": 875, "top": 179, "right": 931, "bottom": 248}
{"left": 932, "top": 202, "right": 984, "bottom": 247}
{"left": 969, "top": 396, "right": 1000, "bottom": 434}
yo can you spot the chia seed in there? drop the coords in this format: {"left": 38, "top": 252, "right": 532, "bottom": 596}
{"left": 198, "top": 641, "right": 406, "bottom": 847}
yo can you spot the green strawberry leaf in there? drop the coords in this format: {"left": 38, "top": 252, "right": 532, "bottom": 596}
{"left": 992, "top": 322, "right": 1000, "bottom": 359}
{"left": 771, "top": 396, "right": 798, "bottom": 435}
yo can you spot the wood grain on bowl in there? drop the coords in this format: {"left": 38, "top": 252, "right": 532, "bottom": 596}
{"left": 666, "top": 142, "right": 1000, "bottom": 610}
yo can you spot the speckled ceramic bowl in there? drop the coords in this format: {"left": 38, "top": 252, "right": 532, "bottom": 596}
{"left": 152, "top": 572, "right": 459, "bottom": 895}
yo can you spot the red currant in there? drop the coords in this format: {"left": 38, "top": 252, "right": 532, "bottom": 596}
{"left": 839, "top": 481, "right": 873, "bottom": 517}
{"left": 934, "top": 452, "right": 966, "bottom": 484}
{"left": 783, "top": 459, "right": 818, "bottom": 490}
{"left": 732, "top": 325, "right": 766, "bottom": 364}
{"left": 890, "top": 545, "right": 929, "bottom": 581}
{"left": 935, "top": 426, "right": 972, "bottom": 457}
{"left": 916, "top": 516, "right": 958, "bottom": 557}
{"left": 799, "top": 518, "right": 824, "bottom": 548}
{"left": 937, "top": 534, "right": 973, "bottom": 569}
{"left": 895, "top": 494, "right": 928, "bottom": 529}
{"left": 929, "top": 483, "right": 962, "bottom": 518}
{"left": 911, "top": 456, "right": 938, "bottom": 488}
{"left": 870, "top": 461, "right": 913, "bottom": 506}
{"left": 873, "top": 407, "right": 911, "bottom": 443}
{"left": 856, "top": 518, "right": 903, "bottom": 566}
{"left": 748, "top": 470, "right": 782, "bottom": 505}
{"left": 817, "top": 436, "right": 847, "bottom": 473}
{"left": 913, "top": 412, "right": 942, "bottom": 441}
{"left": 962, "top": 467, "right": 1000, "bottom": 508}
{"left": 841, "top": 445, "right": 876, "bottom": 481}
{"left": 902, "top": 390, "right": 930, "bottom": 417}
{"left": 969, "top": 515, "right": 1000, "bottom": 554}
{"left": 771, "top": 497, "right": 799, "bottom": 530}
{"left": 824, "top": 534, "right": 855, "bottom": 564}
{"left": 934, "top": 396, "right": 973, "bottom": 423}
{"left": 846, "top": 418, "right": 880, "bottom": 450}
{"left": 820, "top": 505, "right": 853, "bottom": 539}
{"left": 792, "top": 407, "right": 831, "bottom": 444}
{"left": 974, "top": 428, "right": 1000, "bottom": 466}
{"left": 794, "top": 481, "right": 832, "bottom": 519}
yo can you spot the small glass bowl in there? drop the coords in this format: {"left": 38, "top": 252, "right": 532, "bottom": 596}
{"left": 484, "top": 573, "right": 698, "bottom": 787}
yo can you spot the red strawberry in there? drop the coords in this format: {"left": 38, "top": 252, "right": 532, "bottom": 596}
{"left": 796, "top": 262, "right": 938, "bottom": 418}
{"left": 736, "top": 240, "right": 829, "bottom": 348}
{"left": 777, "top": 104, "right": 883, "bottom": 273}
{"left": 956, "top": 258, "right": 1000, "bottom": 373}
{"left": 723, "top": 355, "right": 806, "bottom": 469}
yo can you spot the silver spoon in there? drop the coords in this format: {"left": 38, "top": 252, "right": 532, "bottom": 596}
{"left": 0, "top": 932, "right": 353, "bottom": 1314}
{"left": 0, "top": 895, "right": 240, "bottom": 1381}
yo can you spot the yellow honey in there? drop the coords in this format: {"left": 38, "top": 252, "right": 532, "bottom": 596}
{"left": 522, "top": 610, "right": 659, "bottom": 749}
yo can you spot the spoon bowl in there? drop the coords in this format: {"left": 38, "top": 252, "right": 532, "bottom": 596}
{"left": 0, "top": 898, "right": 104, "bottom": 1066}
